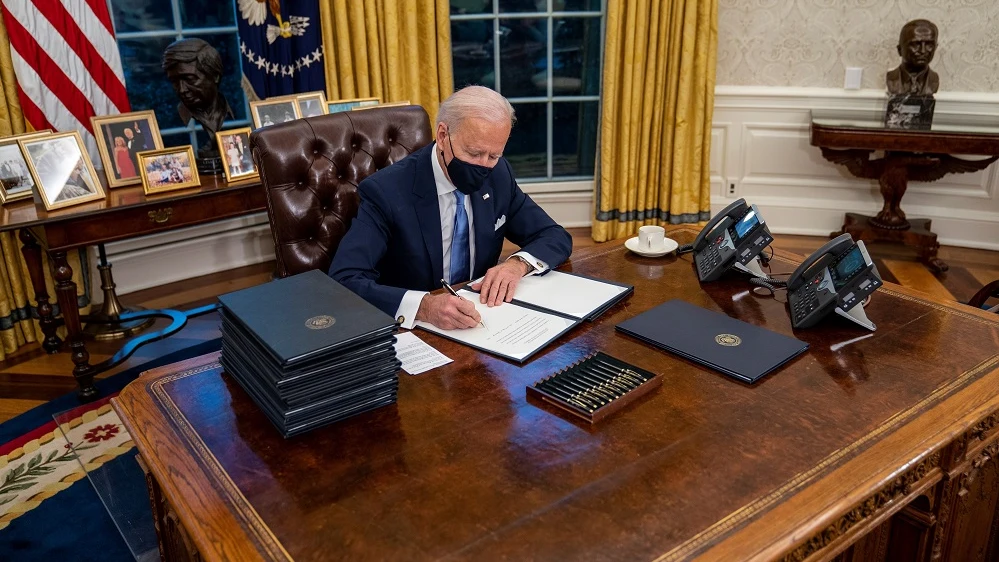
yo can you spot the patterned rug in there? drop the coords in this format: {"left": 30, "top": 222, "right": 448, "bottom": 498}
{"left": 0, "top": 339, "right": 222, "bottom": 561}
{"left": 0, "top": 397, "right": 134, "bottom": 531}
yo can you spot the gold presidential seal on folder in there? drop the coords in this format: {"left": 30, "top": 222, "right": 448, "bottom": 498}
{"left": 305, "top": 315, "right": 336, "bottom": 330}
{"left": 715, "top": 334, "right": 741, "bottom": 347}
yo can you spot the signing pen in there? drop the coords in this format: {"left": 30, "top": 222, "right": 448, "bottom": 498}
{"left": 440, "top": 278, "right": 487, "bottom": 329}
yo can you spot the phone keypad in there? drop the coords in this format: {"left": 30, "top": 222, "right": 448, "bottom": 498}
{"left": 790, "top": 275, "right": 822, "bottom": 324}
{"left": 696, "top": 243, "right": 723, "bottom": 278}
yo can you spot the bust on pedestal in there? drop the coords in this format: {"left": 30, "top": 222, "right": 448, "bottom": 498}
{"left": 162, "top": 38, "right": 233, "bottom": 176}
{"left": 885, "top": 19, "right": 939, "bottom": 97}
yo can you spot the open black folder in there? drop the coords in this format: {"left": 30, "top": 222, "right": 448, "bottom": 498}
{"left": 419, "top": 270, "right": 634, "bottom": 363}
{"left": 615, "top": 299, "right": 808, "bottom": 383}
{"left": 469, "top": 270, "right": 634, "bottom": 322}
{"left": 416, "top": 288, "right": 580, "bottom": 363}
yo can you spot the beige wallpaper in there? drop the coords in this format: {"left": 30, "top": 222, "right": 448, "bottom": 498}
{"left": 716, "top": 0, "right": 999, "bottom": 92}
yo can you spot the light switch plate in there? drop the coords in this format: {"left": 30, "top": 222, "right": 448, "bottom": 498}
{"left": 845, "top": 67, "right": 863, "bottom": 90}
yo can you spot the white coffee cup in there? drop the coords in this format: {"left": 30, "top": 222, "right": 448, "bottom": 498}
{"left": 638, "top": 225, "right": 666, "bottom": 250}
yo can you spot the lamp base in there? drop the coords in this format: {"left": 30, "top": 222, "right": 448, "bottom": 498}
{"left": 83, "top": 307, "right": 156, "bottom": 340}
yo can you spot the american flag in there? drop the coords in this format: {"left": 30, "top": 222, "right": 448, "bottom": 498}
{"left": 0, "top": 0, "right": 130, "bottom": 161}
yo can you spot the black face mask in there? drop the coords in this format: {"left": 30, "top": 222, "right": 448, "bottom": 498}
{"left": 442, "top": 129, "right": 492, "bottom": 195}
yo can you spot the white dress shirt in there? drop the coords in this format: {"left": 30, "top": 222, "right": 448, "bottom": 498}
{"left": 394, "top": 144, "right": 547, "bottom": 328}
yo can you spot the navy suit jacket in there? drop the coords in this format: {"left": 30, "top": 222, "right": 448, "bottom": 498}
{"left": 329, "top": 144, "right": 572, "bottom": 317}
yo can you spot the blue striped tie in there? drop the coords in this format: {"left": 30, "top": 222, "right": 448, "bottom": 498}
{"left": 449, "top": 191, "right": 470, "bottom": 284}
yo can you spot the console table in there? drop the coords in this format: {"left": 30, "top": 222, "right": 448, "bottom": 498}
{"left": 810, "top": 111, "right": 999, "bottom": 272}
{"left": 114, "top": 227, "right": 999, "bottom": 561}
{"left": 0, "top": 174, "right": 266, "bottom": 400}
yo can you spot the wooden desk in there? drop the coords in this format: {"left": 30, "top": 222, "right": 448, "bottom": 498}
{"left": 810, "top": 112, "right": 999, "bottom": 272}
{"left": 0, "top": 174, "right": 265, "bottom": 399}
{"left": 114, "top": 227, "right": 999, "bottom": 561}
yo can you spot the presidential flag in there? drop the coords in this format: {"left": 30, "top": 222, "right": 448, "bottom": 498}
{"left": 237, "top": 0, "right": 326, "bottom": 100}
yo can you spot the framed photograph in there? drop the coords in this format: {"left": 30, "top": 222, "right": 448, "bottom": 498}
{"left": 137, "top": 146, "right": 201, "bottom": 195}
{"left": 91, "top": 111, "right": 164, "bottom": 188}
{"left": 0, "top": 130, "right": 52, "bottom": 203}
{"left": 351, "top": 100, "right": 410, "bottom": 111}
{"left": 327, "top": 97, "right": 380, "bottom": 114}
{"left": 296, "top": 91, "right": 328, "bottom": 118}
{"left": 19, "top": 131, "right": 105, "bottom": 210}
{"left": 215, "top": 127, "right": 257, "bottom": 182}
{"left": 249, "top": 98, "right": 301, "bottom": 129}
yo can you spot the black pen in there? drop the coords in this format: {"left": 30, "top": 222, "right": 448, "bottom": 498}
{"left": 441, "top": 278, "right": 487, "bottom": 329}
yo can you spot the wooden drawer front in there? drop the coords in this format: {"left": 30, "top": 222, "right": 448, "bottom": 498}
{"left": 44, "top": 186, "right": 266, "bottom": 250}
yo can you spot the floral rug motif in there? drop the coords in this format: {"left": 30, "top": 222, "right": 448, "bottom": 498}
{"left": 0, "top": 398, "right": 135, "bottom": 531}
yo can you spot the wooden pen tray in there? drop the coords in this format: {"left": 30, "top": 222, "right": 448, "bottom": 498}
{"left": 526, "top": 352, "right": 661, "bottom": 423}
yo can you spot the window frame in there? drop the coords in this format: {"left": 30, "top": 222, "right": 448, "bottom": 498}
{"left": 110, "top": 0, "right": 251, "bottom": 152}
{"left": 450, "top": 0, "right": 606, "bottom": 183}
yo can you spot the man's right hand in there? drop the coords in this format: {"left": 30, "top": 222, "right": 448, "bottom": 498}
{"left": 416, "top": 293, "right": 481, "bottom": 330}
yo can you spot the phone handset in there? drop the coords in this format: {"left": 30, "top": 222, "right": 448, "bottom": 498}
{"left": 684, "top": 199, "right": 774, "bottom": 283}
{"left": 689, "top": 198, "right": 748, "bottom": 252}
{"left": 786, "top": 234, "right": 855, "bottom": 292}
{"left": 786, "top": 233, "right": 882, "bottom": 331}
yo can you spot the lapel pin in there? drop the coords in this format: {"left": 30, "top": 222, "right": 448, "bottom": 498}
{"left": 483, "top": 193, "right": 490, "bottom": 200}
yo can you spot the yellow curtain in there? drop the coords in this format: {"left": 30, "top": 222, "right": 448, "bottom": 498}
{"left": 320, "top": 0, "right": 454, "bottom": 122}
{"left": 592, "top": 0, "right": 717, "bottom": 242}
{"left": 0, "top": 16, "right": 90, "bottom": 360}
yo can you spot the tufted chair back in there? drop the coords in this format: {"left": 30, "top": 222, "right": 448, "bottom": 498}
{"left": 251, "top": 105, "right": 433, "bottom": 278}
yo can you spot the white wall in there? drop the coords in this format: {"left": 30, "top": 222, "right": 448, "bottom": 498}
{"left": 99, "top": 181, "right": 594, "bottom": 296}
{"left": 103, "top": 0, "right": 999, "bottom": 296}
{"left": 711, "top": 86, "right": 999, "bottom": 250}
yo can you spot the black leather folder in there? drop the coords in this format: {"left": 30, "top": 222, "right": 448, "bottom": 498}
{"left": 221, "top": 315, "right": 397, "bottom": 387}
{"left": 218, "top": 269, "right": 398, "bottom": 367}
{"left": 615, "top": 299, "right": 808, "bottom": 383}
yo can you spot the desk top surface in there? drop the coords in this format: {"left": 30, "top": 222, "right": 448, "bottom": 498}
{"left": 114, "top": 227, "right": 999, "bottom": 562}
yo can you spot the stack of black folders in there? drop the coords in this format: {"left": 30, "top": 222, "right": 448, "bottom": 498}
{"left": 218, "top": 269, "right": 401, "bottom": 438}
{"left": 526, "top": 352, "right": 661, "bottom": 423}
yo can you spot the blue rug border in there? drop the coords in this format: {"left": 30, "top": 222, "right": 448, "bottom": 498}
{"left": 1, "top": 338, "right": 222, "bottom": 445}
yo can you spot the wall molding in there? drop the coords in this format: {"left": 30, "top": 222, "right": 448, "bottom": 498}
{"left": 102, "top": 85, "right": 999, "bottom": 298}
{"left": 712, "top": 86, "right": 999, "bottom": 251}
{"left": 102, "top": 192, "right": 594, "bottom": 298}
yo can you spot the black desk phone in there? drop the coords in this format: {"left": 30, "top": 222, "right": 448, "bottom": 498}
{"left": 688, "top": 199, "right": 774, "bottom": 282}
{"left": 786, "top": 233, "right": 883, "bottom": 331}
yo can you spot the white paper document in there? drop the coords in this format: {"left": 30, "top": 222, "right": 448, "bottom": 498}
{"left": 506, "top": 270, "right": 629, "bottom": 319}
{"left": 393, "top": 331, "right": 452, "bottom": 375}
{"left": 415, "top": 289, "right": 576, "bottom": 361}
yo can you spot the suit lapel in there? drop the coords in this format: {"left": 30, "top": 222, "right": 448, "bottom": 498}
{"left": 414, "top": 146, "right": 444, "bottom": 282}
{"left": 470, "top": 182, "right": 495, "bottom": 278}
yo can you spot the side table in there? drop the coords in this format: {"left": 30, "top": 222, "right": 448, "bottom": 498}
{"left": 2, "top": 174, "right": 266, "bottom": 400}
{"left": 810, "top": 111, "right": 999, "bottom": 272}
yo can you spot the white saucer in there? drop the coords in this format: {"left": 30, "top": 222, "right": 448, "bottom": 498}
{"left": 625, "top": 236, "right": 678, "bottom": 257}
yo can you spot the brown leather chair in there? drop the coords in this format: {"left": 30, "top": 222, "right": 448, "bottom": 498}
{"left": 250, "top": 105, "right": 433, "bottom": 278}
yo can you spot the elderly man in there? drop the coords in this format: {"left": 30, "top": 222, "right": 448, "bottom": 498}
{"left": 330, "top": 86, "right": 572, "bottom": 330}
{"left": 886, "top": 19, "right": 939, "bottom": 96}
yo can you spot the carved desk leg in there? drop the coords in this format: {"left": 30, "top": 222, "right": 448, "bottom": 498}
{"left": 18, "top": 229, "right": 62, "bottom": 353}
{"left": 51, "top": 250, "right": 98, "bottom": 401}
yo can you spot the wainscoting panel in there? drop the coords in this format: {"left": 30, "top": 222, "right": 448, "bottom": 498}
{"left": 712, "top": 86, "right": 999, "bottom": 250}
{"left": 98, "top": 86, "right": 999, "bottom": 300}
{"left": 99, "top": 192, "right": 594, "bottom": 298}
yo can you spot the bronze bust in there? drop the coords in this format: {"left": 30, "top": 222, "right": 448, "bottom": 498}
{"left": 886, "top": 19, "right": 939, "bottom": 96}
{"left": 162, "top": 38, "right": 233, "bottom": 156}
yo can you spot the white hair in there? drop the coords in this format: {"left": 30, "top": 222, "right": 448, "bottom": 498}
{"left": 437, "top": 85, "right": 516, "bottom": 135}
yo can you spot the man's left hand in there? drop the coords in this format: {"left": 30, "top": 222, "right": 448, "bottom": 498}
{"left": 471, "top": 258, "right": 531, "bottom": 307}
